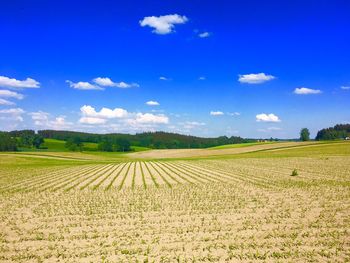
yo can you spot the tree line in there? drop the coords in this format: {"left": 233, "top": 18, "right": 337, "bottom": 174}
{"left": 0, "top": 130, "right": 44, "bottom": 151}
{"left": 37, "top": 130, "right": 253, "bottom": 150}
{"left": 315, "top": 124, "right": 350, "bottom": 140}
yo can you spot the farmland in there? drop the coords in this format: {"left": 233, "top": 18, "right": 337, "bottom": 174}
{"left": 0, "top": 141, "right": 349, "bottom": 262}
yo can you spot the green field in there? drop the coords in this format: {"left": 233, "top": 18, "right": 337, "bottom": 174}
{"left": 0, "top": 141, "right": 349, "bottom": 262}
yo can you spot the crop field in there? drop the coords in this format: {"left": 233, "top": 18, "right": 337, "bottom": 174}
{"left": 0, "top": 142, "right": 350, "bottom": 262}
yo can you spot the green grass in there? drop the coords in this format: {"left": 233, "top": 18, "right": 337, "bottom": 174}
{"left": 208, "top": 141, "right": 350, "bottom": 159}
{"left": 209, "top": 141, "right": 278, "bottom": 149}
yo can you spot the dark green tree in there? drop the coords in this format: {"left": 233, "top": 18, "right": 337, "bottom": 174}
{"left": 115, "top": 138, "right": 131, "bottom": 152}
{"left": 32, "top": 134, "right": 44, "bottom": 149}
{"left": 0, "top": 132, "right": 18, "bottom": 151}
{"left": 65, "top": 137, "right": 83, "bottom": 151}
{"left": 98, "top": 139, "right": 114, "bottom": 152}
{"left": 300, "top": 128, "right": 310, "bottom": 141}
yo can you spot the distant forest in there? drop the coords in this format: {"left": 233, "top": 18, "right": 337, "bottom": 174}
{"left": 37, "top": 130, "right": 254, "bottom": 149}
{"left": 315, "top": 124, "right": 350, "bottom": 140}
{"left": 1, "top": 124, "right": 349, "bottom": 152}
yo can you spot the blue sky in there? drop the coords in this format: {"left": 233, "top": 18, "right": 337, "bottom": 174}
{"left": 0, "top": 0, "right": 349, "bottom": 138}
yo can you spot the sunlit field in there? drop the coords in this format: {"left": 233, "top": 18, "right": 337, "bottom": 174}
{"left": 0, "top": 142, "right": 349, "bottom": 262}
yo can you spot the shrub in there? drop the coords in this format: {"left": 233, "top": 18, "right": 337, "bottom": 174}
{"left": 291, "top": 169, "right": 298, "bottom": 176}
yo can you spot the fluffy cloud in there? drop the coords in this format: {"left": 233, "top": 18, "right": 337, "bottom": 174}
{"left": 294, "top": 87, "right": 321, "bottom": 95}
{"left": 139, "top": 14, "right": 188, "bottom": 34}
{"left": 66, "top": 80, "right": 103, "bottom": 90}
{"left": 0, "top": 98, "right": 15, "bottom": 105}
{"left": 0, "top": 76, "right": 40, "bottom": 89}
{"left": 0, "top": 90, "right": 24, "bottom": 99}
{"left": 256, "top": 113, "right": 281, "bottom": 122}
{"left": 198, "top": 32, "right": 210, "bottom": 38}
{"left": 210, "top": 111, "right": 224, "bottom": 116}
{"left": 80, "top": 105, "right": 128, "bottom": 119}
{"left": 93, "top": 77, "right": 116, "bottom": 87}
{"left": 146, "top": 100, "right": 160, "bottom": 106}
{"left": 340, "top": 86, "right": 350, "bottom": 90}
{"left": 78, "top": 105, "right": 169, "bottom": 130}
{"left": 238, "top": 73, "right": 275, "bottom": 84}
{"left": 0, "top": 108, "right": 25, "bottom": 122}
{"left": 134, "top": 113, "right": 169, "bottom": 124}
{"left": 30, "top": 111, "right": 73, "bottom": 129}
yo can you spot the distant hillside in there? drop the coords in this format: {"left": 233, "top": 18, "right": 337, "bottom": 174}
{"left": 36, "top": 130, "right": 254, "bottom": 149}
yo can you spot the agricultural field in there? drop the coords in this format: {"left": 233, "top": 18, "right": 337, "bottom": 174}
{"left": 0, "top": 141, "right": 349, "bottom": 262}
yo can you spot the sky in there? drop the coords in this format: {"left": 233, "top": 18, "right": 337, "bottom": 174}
{"left": 0, "top": 0, "right": 349, "bottom": 138}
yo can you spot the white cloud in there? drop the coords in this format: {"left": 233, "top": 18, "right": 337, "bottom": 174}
{"left": 0, "top": 98, "right": 15, "bottom": 106}
{"left": 0, "top": 76, "right": 40, "bottom": 89}
{"left": 238, "top": 73, "right": 275, "bottom": 84}
{"left": 267, "top": 127, "right": 282, "bottom": 131}
{"left": 146, "top": 100, "right": 160, "bottom": 106}
{"left": 228, "top": 112, "right": 240, "bottom": 116}
{"left": 256, "top": 113, "right": 281, "bottom": 122}
{"left": 0, "top": 108, "right": 25, "bottom": 122}
{"left": 29, "top": 111, "right": 49, "bottom": 126}
{"left": 93, "top": 77, "right": 116, "bottom": 87}
{"left": 182, "top": 121, "right": 205, "bottom": 129}
{"left": 159, "top": 76, "right": 169, "bottom": 81}
{"left": 0, "top": 90, "right": 24, "bottom": 100}
{"left": 80, "top": 105, "right": 128, "bottom": 119}
{"left": 294, "top": 87, "right": 322, "bottom": 95}
{"left": 134, "top": 113, "right": 169, "bottom": 124}
{"left": 66, "top": 80, "right": 103, "bottom": 90}
{"left": 115, "top": 81, "right": 139, "bottom": 88}
{"left": 198, "top": 32, "right": 210, "bottom": 38}
{"left": 139, "top": 14, "right": 188, "bottom": 34}
{"left": 340, "top": 86, "right": 350, "bottom": 90}
{"left": 198, "top": 76, "right": 206, "bottom": 80}
{"left": 210, "top": 111, "right": 224, "bottom": 116}
{"left": 79, "top": 117, "right": 107, "bottom": 125}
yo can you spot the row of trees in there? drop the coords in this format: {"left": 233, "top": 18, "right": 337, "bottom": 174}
{"left": 0, "top": 130, "right": 44, "bottom": 151}
{"left": 316, "top": 124, "right": 350, "bottom": 140}
{"left": 38, "top": 130, "right": 252, "bottom": 149}
{"left": 299, "top": 124, "right": 350, "bottom": 141}
{"left": 0, "top": 132, "right": 18, "bottom": 151}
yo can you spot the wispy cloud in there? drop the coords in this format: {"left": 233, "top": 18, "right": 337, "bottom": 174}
{"left": 0, "top": 98, "right": 15, "bottom": 106}
{"left": 0, "top": 108, "right": 25, "bottom": 122}
{"left": 210, "top": 111, "right": 224, "bottom": 116}
{"left": 238, "top": 73, "right": 275, "bottom": 84}
{"left": 294, "top": 87, "right": 321, "bottom": 95}
{"left": 228, "top": 112, "right": 240, "bottom": 116}
{"left": 341, "top": 86, "right": 350, "bottom": 90}
{"left": 30, "top": 111, "right": 73, "bottom": 129}
{"left": 66, "top": 80, "right": 103, "bottom": 90}
{"left": 139, "top": 14, "right": 188, "bottom": 34}
{"left": 0, "top": 76, "right": 40, "bottom": 89}
{"left": 146, "top": 100, "right": 160, "bottom": 106}
{"left": 134, "top": 113, "right": 169, "bottom": 124}
{"left": 0, "top": 90, "right": 24, "bottom": 100}
{"left": 198, "top": 32, "right": 211, "bottom": 38}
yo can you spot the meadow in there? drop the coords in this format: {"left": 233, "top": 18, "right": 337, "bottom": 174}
{"left": 0, "top": 141, "right": 349, "bottom": 262}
